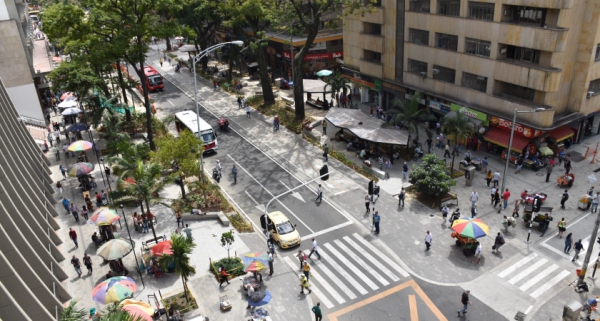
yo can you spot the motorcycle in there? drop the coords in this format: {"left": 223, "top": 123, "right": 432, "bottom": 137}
{"left": 175, "top": 64, "right": 181, "bottom": 73}
{"left": 449, "top": 209, "right": 461, "bottom": 226}
{"left": 212, "top": 167, "right": 221, "bottom": 183}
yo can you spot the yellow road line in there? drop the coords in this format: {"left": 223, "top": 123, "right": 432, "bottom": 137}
{"left": 409, "top": 294, "right": 418, "bottom": 321}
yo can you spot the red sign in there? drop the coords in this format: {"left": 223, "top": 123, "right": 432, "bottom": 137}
{"left": 489, "top": 116, "right": 544, "bottom": 138}
{"left": 282, "top": 51, "right": 343, "bottom": 60}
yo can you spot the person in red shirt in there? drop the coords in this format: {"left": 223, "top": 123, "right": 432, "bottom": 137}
{"left": 503, "top": 189, "right": 511, "bottom": 210}
{"left": 68, "top": 228, "right": 78, "bottom": 248}
{"left": 219, "top": 266, "right": 230, "bottom": 287}
{"left": 521, "top": 189, "right": 528, "bottom": 200}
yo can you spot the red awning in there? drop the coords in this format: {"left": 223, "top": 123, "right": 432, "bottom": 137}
{"left": 549, "top": 126, "right": 574, "bottom": 142}
{"left": 484, "top": 127, "right": 530, "bottom": 153}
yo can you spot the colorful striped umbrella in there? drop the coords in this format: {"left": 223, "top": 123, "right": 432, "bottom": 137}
{"left": 68, "top": 140, "right": 93, "bottom": 152}
{"left": 96, "top": 239, "right": 133, "bottom": 260}
{"left": 88, "top": 207, "right": 120, "bottom": 226}
{"left": 451, "top": 217, "right": 489, "bottom": 239}
{"left": 151, "top": 240, "right": 173, "bottom": 256}
{"left": 92, "top": 276, "right": 137, "bottom": 304}
{"left": 241, "top": 252, "right": 270, "bottom": 272}
{"left": 120, "top": 299, "right": 153, "bottom": 321}
{"left": 67, "top": 162, "right": 94, "bottom": 177}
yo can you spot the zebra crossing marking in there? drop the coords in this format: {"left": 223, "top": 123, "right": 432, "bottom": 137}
{"left": 322, "top": 243, "right": 379, "bottom": 290}
{"left": 508, "top": 259, "right": 548, "bottom": 285}
{"left": 518, "top": 264, "right": 559, "bottom": 292}
{"left": 352, "top": 233, "right": 410, "bottom": 277}
{"left": 530, "top": 270, "right": 570, "bottom": 299}
{"left": 308, "top": 266, "right": 347, "bottom": 305}
{"left": 498, "top": 253, "right": 537, "bottom": 278}
{"left": 314, "top": 254, "right": 358, "bottom": 300}
{"left": 334, "top": 239, "right": 390, "bottom": 287}
{"left": 343, "top": 236, "right": 400, "bottom": 282}
{"left": 318, "top": 248, "right": 368, "bottom": 295}
{"left": 282, "top": 256, "right": 334, "bottom": 309}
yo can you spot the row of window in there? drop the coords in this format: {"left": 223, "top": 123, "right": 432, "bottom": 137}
{"left": 409, "top": 29, "right": 490, "bottom": 57}
{"left": 408, "top": 59, "right": 488, "bottom": 92}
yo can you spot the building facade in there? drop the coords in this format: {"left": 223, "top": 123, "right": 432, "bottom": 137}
{"left": 343, "top": 0, "right": 600, "bottom": 144}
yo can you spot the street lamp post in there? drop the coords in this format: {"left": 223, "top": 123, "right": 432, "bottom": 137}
{"left": 120, "top": 204, "right": 145, "bottom": 288}
{"left": 499, "top": 108, "right": 545, "bottom": 213}
{"left": 191, "top": 41, "right": 244, "bottom": 181}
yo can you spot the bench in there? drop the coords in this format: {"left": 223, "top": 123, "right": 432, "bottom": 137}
{"left": 440, "top": 192, "right": 458, "bottom": 210}
{"left": 363, "top": 163, "right": 386, "bottom": 179}
{"left": 181, "top": 210, "right": 230, "bottom": 226}
{"left": 254, "top": 90, "right": 279, "bottom": 97}
{"left": 306, "top": 100, "right": 325, "bottom": 109}
{"left": 141, "top": 235, "right": 167, "bottom": 252}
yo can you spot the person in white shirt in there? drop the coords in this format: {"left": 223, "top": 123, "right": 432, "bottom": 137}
{"left": 471, "top": 243, "right": 482, "bottom": 264}
{"left": 425, "top": 231, "right": 433, "bottom": 251}
{"left": 308, "top": 238, "right": 321, "bottom": 260}
{"left": 470, "top": 191, "right": 479, "bottom": 206}
{"left": 315, "top": 184, "right": 323, "bottom": 203}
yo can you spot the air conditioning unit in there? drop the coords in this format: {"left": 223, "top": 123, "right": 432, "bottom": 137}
{"left": 432, "top": 69, "right": 440, "bottom": 75}
{"left": 588, "top": 91, "right": 595, "bottom": 98}
{"left": 420, "top": 71, "right": 427, "bottom": 77}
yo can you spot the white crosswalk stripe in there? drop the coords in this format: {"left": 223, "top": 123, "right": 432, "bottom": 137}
{"left": 343, "top": 236, "right": 400, "bottom": 282}
{"left": 318, "top": 248, "right": 368, "bottom": 295}
{"left": 498, "top": 253, "right": 570, "bottom": 299}
{"left": 308, "top": 266, "right": 347, "bottom": 304}
{"left": 282, "top": 256, "right": 334, "bottom": 309}
{"left": 322, "top": 243, "right": 379, "bottom": 290}
{"left": 334, "top": 239, "right": 390, "bottom": 286}
{"left": 352, "top": 233, "right": 410, "bottom": 277}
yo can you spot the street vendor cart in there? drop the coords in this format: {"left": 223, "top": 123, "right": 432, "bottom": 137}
{"left": 451, "top": 232, "right": 479, "bottom": 256}
{"left": 450, "top": 217, "right": 488, "bottom": 256}
{"left": 578, "top": 194, "right": 592, "bottom": 211}
{"left": 522, "top": 206, "right": 553, "bottom": 228}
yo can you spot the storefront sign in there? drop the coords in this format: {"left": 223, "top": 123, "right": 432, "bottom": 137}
{"left": 375, "top": 79, "right": 382, "bottom": 92}
{"left": 489, "top": 116, "right": 544, "bottom": 138}
{"left": 450, "top": 103, "right": 488, "bottom": 125}
{"left": 429, "top": 100, "right": 450, "bottom": 113}
{"left": 282, "top": 51, "right": 343, "bottom": 60}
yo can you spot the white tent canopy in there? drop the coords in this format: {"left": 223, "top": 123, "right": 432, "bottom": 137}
{"left": 325, "top": 108, "right": 409, "bottom": 145}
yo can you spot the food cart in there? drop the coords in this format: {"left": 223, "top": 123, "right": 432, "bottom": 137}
{"left": 451, "top": 232, "right": 479, "bottom": 256}
{"left": 578, "top": 194, "right": 592, "bottom": 211}
{"left": 450, "top": 217, "right": 488, "bottom": 257}
{"left": 522, "top": 206, "right": 553, "bottom": 228}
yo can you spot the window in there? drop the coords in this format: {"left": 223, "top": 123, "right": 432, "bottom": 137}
{"left": 408, "top": 59, "right": 428, "bottom": 75}
{"left": 596, "top": 44, "right": 600, "bottom": 62}
{"left": 462, "top": 72, "right": 487, "bottom": 92}
{"left": 501, "top": 82, "right": 535, "bottom": 101}
{"left": 409, "top": 0, "right": 430, "bottom": 13}
{"left": 363, "top": 22, "right": 382, "bottom": 36}
{"left": 433, "top": 65, "right": 456, "bottom": 84}
{"left": 468, "top": 2, "right": 494, "bottom": 21}
{"left": 364, "top": 50, "right": 382, "bottom": 63}
{"left": 435, "top": 33, "right": 458, "bottom": 51}
{"left": 465, "top": 38, "right": 491, "bottom": 57}
{"left": 409, "top": 29, "right": 429, "bottom": 46}
{"left": 507, "top": 45, "right": 540, "bottom": 64}
{"left": 438, "top": 0, "right": 460, "bottom": 16}
{"left": 507, "top": 6, "right": 547, "bottom": 26}
{"left": 590, "top": 79, "right": 600, "bottom": 93}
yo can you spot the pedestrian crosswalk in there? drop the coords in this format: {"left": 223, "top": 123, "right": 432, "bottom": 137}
{"left": 497, "top": 253, "right": 571, "bottom": 299}
{"left": 282, "top": 233, "right": 409, "bottom": 309}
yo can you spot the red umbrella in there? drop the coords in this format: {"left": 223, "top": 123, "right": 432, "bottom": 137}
{"left": 151, "top": 240, "right": 173, "bottom": 256}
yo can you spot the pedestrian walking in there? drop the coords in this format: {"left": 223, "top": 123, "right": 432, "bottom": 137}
{"left": 302, "top": 261, "right": 311, "bottom": 281}
{"left": 315, "top": 184, "right": 323, "bottom": 203}
{"left": 564, "top": 156, "right": 572, "bottom": 175}
{"left": 312, "top": 302, "right": 322, "bottom": 321}
{"left": 470, "top": 190, "right": 479, "bottom": 206}
{"left": 493, "top": 190, "right": 501, "bottom": 208}
{"left": 545, "top": 164, "right": 553, "bottom": 183}
{"left": 322, "top": 120, "right": 327, "bottom": 135}
{"left": 471, "top": 242, "right": 482, "bottom": 264}
{"left": 232, "top": 165, "right": 238, "bottom": 184}
{"left": 481, "top": 157, "right": 488, "bottom": 174}
{"left": 62, "top": 197, "right": 70, "bottom": 214}
{"left": 95, "top": 192, "right": 103, "bottom": 208}
{"left": 398, "top": 188, "right": 405, "bottom": 207}
{"left": 515, "top": 157, "right": 523, "bottom": 174}
{"left": 378, "top": 156, "right": 384, "bottom": 170}
{"left": 490, "top": 187, "right": 496, "bottom": 204}
{"left": 402, "top": 162, "right": 408, "bottom": 180}
{"left": 471, "top": 203, "right": 478, "bottom": 218}
{"left": 70, "top": 203, "right": 79, "bottom": 222}
{"left": 83, "top": 253, "right": 93, "bottom": 275}
{"left": 592, "top": 192, "right": 599, "bottom": 213}
{"left": 560, "top": 190, "right": 569, "bottom": 209}
{"left": 444, "top": 143, "right": 451, "bottom": 158}
{"left": 245, "top": 105, "right": 251, "bottom": 118}
{"left": 564, "top": 233, "right": 573, "bottom": 253}
{"left": 237, "top": 96, "right": 242, "bottom": 109}
{"left": 502, "top": 215, "right": 509, "bottom": 233}
{"left": 493, "top": 233, "right": 505, "bottom": 254}
{"left": 68, "top": 228, "right": 78, "bottom": 248}
{"left": 71, "top": 255, "right": 82, "bottom": 278}
{"left": 81, "top": 206, "right": 89, "bottom": 220}
{"left": 47, "top": 133, "right": 53, "bottom": 147}
{"left": 296, "top": 250, "right": 306, "bottom": 270}
{"left": 54, "top": 129, "right": 61, "bottom": 144}
{"left": 424, "top": 231, "right": 433, "bottom": 251}
{"left": 268, "top": 252, "right": 274, "bottom": 276}
{"left": 323, "top": 144, "right": 329, "bottom": 162}
{"left": 159, "top": 57, "right": 163, "bottom": 66}
{"left": 373, "top": 211, "right": 381, "bottom": 234}
{"left": 365, "top": 194, "right": 371, "bottom": 213}
{"left": 56, "top": 181, "right": 63, "bottom": 194}
{"left": 384, "top": 160, "right": 392, "bottom": 179}
{"left": 105, "top": 166, "right": 111, "bottom": 182}
{"left": 218, "top": 265, "right": 230, "bottom": 287}
{"left": 457, "top": 290, "right": 472, "bottom": 316}
{"left": 572, "top": 239, "right": 584, "bottom": 262}
{"left": 63, "top": 144, "right": 69, "bottom": 159}
{"left": 493, "top": 171, "right": 501, "bottom": 188}
{"left": 426, "top": 138, "right": 432, "bottom": 154}
{"left": 176, "top": 211, "right": 183, "bottom": 228}
{"left": 213, "top": 80, "right": 217, "bottom": 91}
{"left": 484, "top": 170, "right": 492, "bottom": 187}
{"left": 54, "top": 147, "right": 60, "bottom": 160}
{"left": 308, "top": 238, "right": 321, "bottom": 260}
{"left": 557, "top": 218, "right": 567, "bottom": 238}
{"left": 299, "top": 274, "right": 312, "bottom": 294}
{"left": 502, "top": 188, "right": 511, "bottom": 209}
{"left": 273, "top": 116, "right": 280, "bottom": 131}
{"left": 59, "top": 164, "right": 67, "bottom": 178}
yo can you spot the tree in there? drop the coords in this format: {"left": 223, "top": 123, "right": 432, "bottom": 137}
{"left": 324, "top": 71, "right": 352, "bottom": 105}
{"left": 60, "top": 300, "right": 147, "bottom": 321}
{"left": 214, "top": 229, "right": 235, "bottom": 259}
{"left": 386, "top": 92, "right": 434, "bottom": 151}
{"left": 441, "top": 111, "right": 475, "bottom": 171}
{"left": 151, "top": 129, "right": 203, "bottom": 178}
{"left": 107, "top": 143, "right": 150, "bottom": 175}
{"left": 158, "top": 234, "right": 197, "bottom": 302}
{"left": 59, "top": 300, "right": 87, "bottom": 321}
{"left": 97, "top": 109, "right": 130, "bottom": 152}
{"left": 409, "top": 154, "right": 456, "bottom": 197}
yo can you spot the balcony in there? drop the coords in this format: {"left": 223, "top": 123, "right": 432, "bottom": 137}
{"left": 494, "top": 60, "right": 561, "bottom": 92}
{"left": 361, "top": 8, "right": 384, "bottom": 24}
{"left": 498, "top": 23, "right": 568, "bottom": 52}
{"left": 503, "top": 0, "right": 573, "bottom": 9}
{"left": 358, "top": 33, "right": 384, "bottom": 53}
{"left": 359, "top": 59, "right": 383, "bottom": 79}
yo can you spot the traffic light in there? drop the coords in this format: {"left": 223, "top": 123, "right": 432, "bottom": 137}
{"left": 320, "top": 165, "right": 329, "bottom": 181}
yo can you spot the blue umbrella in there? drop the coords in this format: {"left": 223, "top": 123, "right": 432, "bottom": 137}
{"left": 247, "top": 290, "right": 272, "bottom": 307}
{"left": 316, "top": 70, "right": 333, "bottom": 77}
{"left": 67, "top": 123, "right": 89, "bottom": 132}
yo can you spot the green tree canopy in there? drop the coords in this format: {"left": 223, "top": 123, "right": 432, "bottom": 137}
{"left": 386, "top": 92, "right": 434, "bottom": 150}
{"left": 214, "top": 229, "right": 235, "bottom": 259}
{"left": 151, "top": 129, "right": 203, "bottom": 178}
{"left": 324, "top": 71, "right": 352, "bottom": 104}
{"left": 441, "top": 111, "right": 475, "bottom": 170}
{"left": 409, "top": 154, "right": 456, "bottom": 197}
{"left": 158, "top": 233, "right": 197, "bottom": 302}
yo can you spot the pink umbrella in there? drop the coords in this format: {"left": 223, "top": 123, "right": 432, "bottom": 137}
{"left": 60, "top": 92, "right": 74, "bottom": 101}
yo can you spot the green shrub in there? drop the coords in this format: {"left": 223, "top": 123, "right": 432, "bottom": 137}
{"left": 210, "top": 257, "right": 245, "bottom": 280}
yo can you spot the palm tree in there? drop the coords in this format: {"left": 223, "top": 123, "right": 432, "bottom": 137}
{"left": 59, "top": 301, "right": 87, "bottom": 321}
{"left": 158, "top": 234, "right": 197, "bottom": 303}
{"left": 113, "top": 161, "right": 172, "bottom": 242}
{"left": 97, "top": 109, "right": 130, "bottom": 153}
{"left": 385, "top": 92, "right": 434, "bottom": 152}
{"left": 441, "top": 111, "right": 475, "bottom": 172}
{"left": 107, "top": 143, "right": 151, "bottom": 177}
{"left": 324, "top": 71, "right": 352, "bottom": 106}
{"left": 60, "top": 300, "right": 146, "bottom": 321}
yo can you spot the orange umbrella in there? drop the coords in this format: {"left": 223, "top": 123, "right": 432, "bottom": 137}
{"left": 151, "top": 240, "right": 173, "bottom": 256}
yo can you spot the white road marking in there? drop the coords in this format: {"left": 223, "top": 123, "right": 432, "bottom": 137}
{"left": 306, "top": 265, "right": 346, "bottom": 304}
{"left": 352, "top": 233, "right": 410, "bottom": 277}
{"left": 283, "top": 256, "right": 333, "bottom": 308}
{"left": 313, "top": 261, "right": 357, "bottom": 300}
{"left": 343, "top": 236, "right": 399, "bottom": 282}
{"left": 244, "top": 190, "right": 266, "bottom": 213}
{"left": 318, "top": 248, "right": 368, "bottom": 295}
{"left": 279, "top": 180, "right": 306, "bottom": 203}
{"left": 334, "top": 239, "right": 389, "bottom": 286}
{"left": 167, "top": 100, "right": 175, "bottom": 106}
{"left": 519, "top": 264, "right": 559, "bottom": 291}
{"left": 498, "top": 253, "right": 537, "bottom": 278}
{"left": 301, "top": 221, "right": 353, "bottom": 241}
{"left": 530, "top": 270, "right": 570, "bottom": 299}
{"left": 508, "top": 259, "right": 548, "bottom": 285}
{"left": 323, "top": 243, "right": 379, "bottom": 291}
{"left": 229, "top": 155, "right": 314, "bottom": 233}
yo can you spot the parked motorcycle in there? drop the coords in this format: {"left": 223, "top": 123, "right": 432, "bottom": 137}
{"left": 449, "top": 209, "right": 461, "bottom": 226}
{"left": 212, "top": 167, "right": 221, "bottom": 183}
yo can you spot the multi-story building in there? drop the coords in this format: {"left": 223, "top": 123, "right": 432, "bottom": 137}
{"left": 344, "top": 0, "right": 600, "bottom": 145}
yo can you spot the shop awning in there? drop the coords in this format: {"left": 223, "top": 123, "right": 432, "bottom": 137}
{"left": 325, "top": 108, "right": 409, "bottom": 145}
{"left": 484, "top": 127, "right": 530, "bottom": 153}
{"left": 549, "top": 126, "right": 574, "bottom": 142}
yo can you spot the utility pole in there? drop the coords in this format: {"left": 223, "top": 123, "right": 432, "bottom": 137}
{"left": 577, "top": 210, "right": 600, "bottom": 286}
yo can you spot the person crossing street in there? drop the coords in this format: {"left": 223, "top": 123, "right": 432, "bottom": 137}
{"left": 315, "top": 185, "right": 323, "bottom": 203}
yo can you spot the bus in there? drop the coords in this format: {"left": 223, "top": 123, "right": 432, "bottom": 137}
{"left": 174, "top": 110, "right": 218, "bottom": 153}
{"left": 142, "top": 65, "right": 164, "bottom": 92}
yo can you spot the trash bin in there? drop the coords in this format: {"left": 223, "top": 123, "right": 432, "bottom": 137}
{"left": 465, "top": 166, "right": 476, "bottom": 187}
{"left": 562, "top": 300, "right": 583, "bottom": 321}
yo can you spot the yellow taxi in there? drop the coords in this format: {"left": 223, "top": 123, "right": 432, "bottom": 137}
{"left": 267, "top": 211, "right": 301, "bottom": 249}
